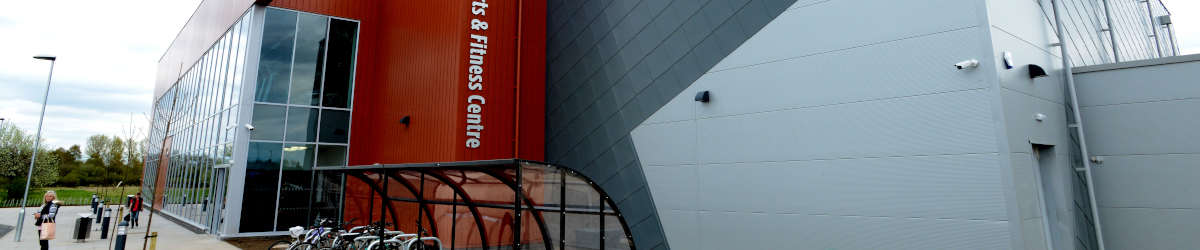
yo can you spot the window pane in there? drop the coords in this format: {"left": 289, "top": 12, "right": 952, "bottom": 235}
{"left": 318, "top": 109, "right": 350, "bottom": 143}
{"left": 316, "top": 144, "right": 348, "bottom": 167}
{"left": 254, "top": 8, "right": 297, "bottom": 104}
{"left": 285, "top": 107, "right": 319, "bottom": 142}
{"left": 250, "top": 104, "right": 287, "bottom": 141}
{"left": 241, "top": 142, "right": 282, "bottom": 233}
{"left": 322, "top": 19, "right": 357, "bottom": 108}
{"left": 277, "top": 143, "right": 315, "bottom": 230}
{"left": 289, "top": 14, "right": 328, "bottom": 106}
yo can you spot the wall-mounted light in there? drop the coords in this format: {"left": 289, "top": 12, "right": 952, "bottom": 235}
{"left": 1028, "top": 64, "right": 1048, "bottom": 78}
{"left": 1003, "top": 52, "right": 1014, "bottom": 69}
{"left": 1035, "top": 113, "right": 1046, "bottom": 121}
{"left": 400, "top": 116, "right": 411, "bottom": 125}
{"left": 695, "top": 91, "right": 710, "bottom": 102}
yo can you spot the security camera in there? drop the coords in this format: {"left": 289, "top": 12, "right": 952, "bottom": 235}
{"left": 955, "top": 60, "right": 979, "bottom": 69}
{"left": 244, "top": 124, "right": 255, "bottom": 130}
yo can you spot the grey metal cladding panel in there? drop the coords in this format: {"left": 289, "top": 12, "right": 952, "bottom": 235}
{"left": 1074, "top": 60, "right": 1200, "bottom": 107}
{"left": 656, "top": 210, "right": 698, "bottom": 250}
{"left": 630, "top": 122, "right": 697, "bottom": 166}
{"left": 642, "top": 165, "right": 698, "bottom": 210}
{"left": 546, "top": 0, "right": 803, "bottom": 248}
{"left": 696, "top": 89, "right": 997, "bottom": 164}
{"left": 1081, "top": 99, "right": 1200, "bottom": 156}
{"left": 629, "top": 212, "right": 665, "bottom": 248}
{"left": 697, "top": 154, "right": 1008, "bottom": 221}
{"left": 697, "top": 211, "right": 1012, "bottom": 250}
{"left": 693, "top": 28, "right": 986, "bottom": 119}
{"left": 711, "top": 0, "right": 979, "bottom": 71}
{"left": 1100, "top": 207, "right": 1200, "bottom": 250}
{"left": 984, "top": 0, "right": 1061, "bottom": 59}
{"left": 642, "top": 83, "right": 695, "bottom": 124}
{"left": 1020, "top": 217, "right": 1050, "bottom": 250}
{"left": 1010, "top": 152, "right": 1044, "bottom": 221}
{"left": 1000, "top": 89, "right": 1070, "bottom": 154}
{"left": 1092, "top": 154, "right": 1200, "bottom": 210}
{"left": 991, "top": 27, "right": 1066, "bottom": 104}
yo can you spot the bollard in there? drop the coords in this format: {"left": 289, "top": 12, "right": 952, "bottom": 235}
{"left": 91, "top": 194, "right": 98, "bottom": 211}
{"left": 147, "top": 232, "right": 158, "bottom": 250}
{"left": 95, "top": 201, "right": 104, "bottom": 224}
{"left": 113, "top": 222, "right": 128, "bottom": 250}
{"left": 101, "top": 208, "right": 112, "bottom": 239}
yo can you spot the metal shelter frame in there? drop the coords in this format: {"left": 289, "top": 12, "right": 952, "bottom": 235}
{"left": 314, "top": 159, "right": 636, "bottom": 250}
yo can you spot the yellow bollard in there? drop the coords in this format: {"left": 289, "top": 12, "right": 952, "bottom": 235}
{"left": 148, "top": 232, "right": 157, "bottom": 250}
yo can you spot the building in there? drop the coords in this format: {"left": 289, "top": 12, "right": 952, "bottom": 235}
{"left": 144, "top": 0, "right": 1194, "bottom": 249}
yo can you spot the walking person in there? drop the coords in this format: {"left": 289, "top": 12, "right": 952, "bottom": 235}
{"left": 33, "top": 191, "right": 60, "bottom": 250}
{"left": 128, "top": 192, "right": 144, "bottom": 227}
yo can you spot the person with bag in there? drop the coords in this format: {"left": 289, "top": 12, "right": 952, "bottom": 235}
{"left": 128, "top": 192, "right": 144, "bottom": 227}
{"left": 32, "top": 191, "right": 60, "bottom": 250}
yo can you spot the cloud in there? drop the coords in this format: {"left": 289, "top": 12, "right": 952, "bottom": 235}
{"left": 0, "top": 0, "right": 202, "bottom": 148}
{"left": 1161, "top": 0, "right": 1200, "bottom": 55}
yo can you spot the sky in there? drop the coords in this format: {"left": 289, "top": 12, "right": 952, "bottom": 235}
{"left": 0, "top": 0, "right": 1197, "bottom": 149}
{"left": 0, "top": 0, "right": 203, "bottom": 148}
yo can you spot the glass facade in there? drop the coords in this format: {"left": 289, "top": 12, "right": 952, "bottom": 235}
{"left": 144, "top": 10, "right": 254, "bottom": 233}
{"left": 328, "top": 161, "right": 634, "bottom": 250}
{"left": 145, "top": 7, "right": 360, "bottom": 235}
{"left": 241, "top": 7, "right": 360, "bottom": 233}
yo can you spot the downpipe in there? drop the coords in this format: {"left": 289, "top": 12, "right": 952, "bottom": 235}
{"left": 1052, "top": 1, "right": 1106, "bottom": 249}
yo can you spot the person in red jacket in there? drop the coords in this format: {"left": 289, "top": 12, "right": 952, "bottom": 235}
{"left": 128, "top": 192, "right": 144, "bottom": 227}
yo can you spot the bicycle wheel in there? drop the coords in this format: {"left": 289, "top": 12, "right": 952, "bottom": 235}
{"left": 289, "top": 242, "right": 319, "bottom": 250}
{"left": 266, "top": 241, "right": 293, "bottom": 250}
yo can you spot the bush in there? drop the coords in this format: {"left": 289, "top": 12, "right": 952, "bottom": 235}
{"left": 2, "top": 177, "right": 28, "bottom": 200}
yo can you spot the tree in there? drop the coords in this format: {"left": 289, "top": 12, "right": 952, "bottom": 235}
{"left": 106, "top": 137, "right": 125, "bottom": 168}
{"left": 85, "top": 135, "right": 110, "bottom": 165}
{"left": 0, "top": 124, "right": 60, "bottom": 196}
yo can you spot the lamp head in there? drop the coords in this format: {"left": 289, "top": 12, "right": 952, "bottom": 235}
{"left": 33, "top": 54, "right": 56, "bottom": 61}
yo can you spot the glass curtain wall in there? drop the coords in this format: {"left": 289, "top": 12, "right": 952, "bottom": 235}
{"left": 241, "top": 7, "right": 359, "bottom": 233}
{"left": 143, "top": 10, "right": 254, "bottom": 234}
{"left": 334, "top": 162, "right": 635, "bottom": 250}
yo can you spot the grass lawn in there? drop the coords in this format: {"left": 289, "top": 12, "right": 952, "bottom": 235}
{"left": 2, "top": 186, "right": 143, "bottom": 207}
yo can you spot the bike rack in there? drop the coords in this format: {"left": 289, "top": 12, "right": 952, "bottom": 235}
{"left": 402, "top": 237, "right": 443, "bottom": 250}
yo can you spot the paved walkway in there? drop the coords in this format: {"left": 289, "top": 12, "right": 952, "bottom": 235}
{"left": 0, "top": 205, "right": 240, "bottom": 250}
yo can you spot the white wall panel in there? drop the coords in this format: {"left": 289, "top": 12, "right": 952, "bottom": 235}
{"left": 1000, "top": 89, "right": 1070, "bottom": 154}
{"left": 984, "top": 0, "right": 1061, "bottom": 59}
{"left": 1081, "top": 98, "right": 1200, "bottom": 156}
{"left": 657, "top": 210, "right": 698, "bottom": 250}
{"left": 1075, "top": 60, "right": 1200, "bottom": 107}
{"left": 992, "top": 28, "right": 1066, "bottom": 105}
{"left": 697, "top": 211, "right": 1012, "bottom": 250}
{"left": 695, "top": 89, "right": 997, "bottom": 164}
{"left": 642, "top": 165, "right": 698, "bottom": 211}
{"left": 1099, "top": 207, "right": 1200, "bottom": 250}
{"left": 631, "top": 120, "right": 696, "bottom": 166}
{"left": 1092, "top": 154, "right": 1200, "bottom": 210}
{"left": 693, "top": 28, "right": 987, "bottom": 119}
{"left": 697, "top": 154, "right": 1007, "bottom": 220}
{"left": 711, "top": 0, "right": 980, "bottom": 71}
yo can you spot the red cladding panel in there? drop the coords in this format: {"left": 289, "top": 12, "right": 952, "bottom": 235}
{"left": 273, "top": 0, "right": 545, "bottom": 164}
{"left": 158, "top": 0, "right": 544, "bottom": 164}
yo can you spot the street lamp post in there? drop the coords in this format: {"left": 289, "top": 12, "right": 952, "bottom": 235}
{"left": 15, "top": 54, "right": 56, "bottom": 242}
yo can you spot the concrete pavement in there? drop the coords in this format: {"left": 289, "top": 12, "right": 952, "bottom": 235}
{"left": 0, "top": 205, "right": 240, "bottom": 250}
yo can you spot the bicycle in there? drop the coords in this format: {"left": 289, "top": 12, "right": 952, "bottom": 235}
{"left": 267, "top": 218, "right": 352, "bottom": 250}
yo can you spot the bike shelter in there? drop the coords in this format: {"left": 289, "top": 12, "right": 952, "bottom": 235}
{"left": 313, "top": 159, "right": 635, "bottom": 250}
